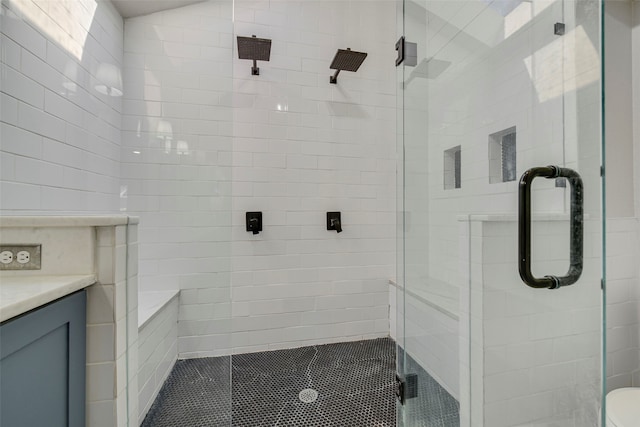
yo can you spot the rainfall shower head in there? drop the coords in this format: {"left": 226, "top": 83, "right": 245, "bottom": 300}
{"left": 237, "top": 35, "right": 272, "bottom": 76}
{"left": 329, "top": 48, "right": 367, "bottom": 84}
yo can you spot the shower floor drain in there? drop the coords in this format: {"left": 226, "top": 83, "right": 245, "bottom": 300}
{"left": 298, "top": 388, "right": 319, "bottom": 403}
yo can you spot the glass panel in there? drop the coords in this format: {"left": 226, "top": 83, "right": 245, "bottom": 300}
{"left": 398, "top": 0, "right": 603, "bottom": 426}
{"left": 395, "top": 0, "right": 407, "bottom": 413}
{"left": 397, "top": 0, "right": 462, "bottom": 425}
{"left": 231, "top": 1, "right": 398, "bottom": 425}
{"left": 120, "top": 1, "right": 234, "bottom": 425}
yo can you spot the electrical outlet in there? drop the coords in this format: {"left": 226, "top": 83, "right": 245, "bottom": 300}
{"left": 0, "top": 251, "right": 14, "bottom": 264}
{"left": 16, "top": 251, "right": 30, "bottom": 264}
{"left": 0, "top": 245, "right": 41, "bottom": 270}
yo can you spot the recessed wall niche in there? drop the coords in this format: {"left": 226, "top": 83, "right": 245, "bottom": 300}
{"left": 444, "top": 146, "right": 461, "bottom": 190}
{"left": 489, "top": 127, "right": 516, "bottom": 183}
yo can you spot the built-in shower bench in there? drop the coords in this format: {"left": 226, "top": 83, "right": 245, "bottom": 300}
{"left": 138, "top": 290, "right": 180, "bottom": 425}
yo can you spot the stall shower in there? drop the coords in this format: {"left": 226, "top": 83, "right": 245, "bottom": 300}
{"left": 1, "top": 0, "right": 639, "bottom": 426}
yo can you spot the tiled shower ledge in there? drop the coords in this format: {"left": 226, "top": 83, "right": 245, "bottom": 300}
{"left": 389, "top": 279, "right": 458, "bottom": 320}
{"left": 456, "top": 213, "right": 572, "bottom": 222}
{"left": 138, "top": 290, "right": 180, "bottom": 329}
{"left": 0, "top": 215, "right": 139, "bottom": 227}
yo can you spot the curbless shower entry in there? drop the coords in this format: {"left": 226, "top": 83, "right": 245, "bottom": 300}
{"left": 395, "top": 0, "right": 605, "bottom": 426}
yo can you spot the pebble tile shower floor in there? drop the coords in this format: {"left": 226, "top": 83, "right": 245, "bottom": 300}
{"left": 141, "top": 337, "right": 459, "bottom": 426}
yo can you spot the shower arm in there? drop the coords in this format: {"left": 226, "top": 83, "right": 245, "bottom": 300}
{"left": 329, "top": 47, "right": 366, "bottom": 84}
{"left": 330, "top": 69, "right": 341, "bottom": 84}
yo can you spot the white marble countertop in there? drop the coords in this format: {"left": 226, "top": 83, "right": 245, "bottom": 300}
{"left": 0, "top": 274, "right": 96, "bottom": 322}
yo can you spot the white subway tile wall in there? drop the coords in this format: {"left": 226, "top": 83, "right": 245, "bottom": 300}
{"left": 0, "top": 0, "right": 123, "bottom": 214}
{"left": 121, "top": 1, "right": 234, "bottom": 358}
{"left": 229, "top": 0, "right": 396, "bottom": 352}
{"left": 122, "top": 0, "right": 396, "bottom": 356}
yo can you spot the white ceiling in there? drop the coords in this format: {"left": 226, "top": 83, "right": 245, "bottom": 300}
{"left": 111, "top": 0, "right": 206, "bottom": 18}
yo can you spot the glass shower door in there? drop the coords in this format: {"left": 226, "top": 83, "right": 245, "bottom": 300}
{"left": 396, "top": 1, "right": 604, "bottom": 426}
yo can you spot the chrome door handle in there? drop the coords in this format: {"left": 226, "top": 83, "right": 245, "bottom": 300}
{"left": 518, "top": 166, "right": 584, "bottom": 289}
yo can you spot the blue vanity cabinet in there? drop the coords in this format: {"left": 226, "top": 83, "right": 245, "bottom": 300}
{"left": 0, "top": 290, "right": 87, "bottom": 427}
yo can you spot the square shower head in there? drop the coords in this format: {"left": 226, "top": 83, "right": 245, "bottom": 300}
{"left": 237, "top": 35, "right": 272, "bottom": 61}
{"left": 330, "top": 48, "right": 367, "bottom": 72}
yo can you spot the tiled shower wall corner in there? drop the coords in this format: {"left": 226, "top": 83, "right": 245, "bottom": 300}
{"left": 92, "top": 223, "right": 139, "bottom": 427}
{"left": 121, "top": 2, "right": 234, "bottom": 358}
{"left": 0, "top": 0, "right": 123, "bottom": 213}
{"left": 122, "top": 0, "right": 396, "bottom": 357}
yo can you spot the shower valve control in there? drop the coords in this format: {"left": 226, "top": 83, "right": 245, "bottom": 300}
{"left": 246, "top": 212, "right": 263, "bottom": 235}
{"left": 0, "top": 244, "right": 42, "bottom": 270}
{"left": 327, "top": 212, "right": 342, "bottom": 233}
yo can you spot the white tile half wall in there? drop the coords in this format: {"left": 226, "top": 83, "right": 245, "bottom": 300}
{"left": 461, "top": 216, "right": 603, "bottom": 427}
{"left": 122, "top": 0, "right": 396, "bottom": 357}
{"left": 138, "top": 291, "right": 179, "bottom": 424}
{"left": 606, "top": 218, "right": 640, "bottom": 390}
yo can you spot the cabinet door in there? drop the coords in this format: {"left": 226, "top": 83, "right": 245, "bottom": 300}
{"left": 1, "top": 290, "right": 86, "bottom": 427}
